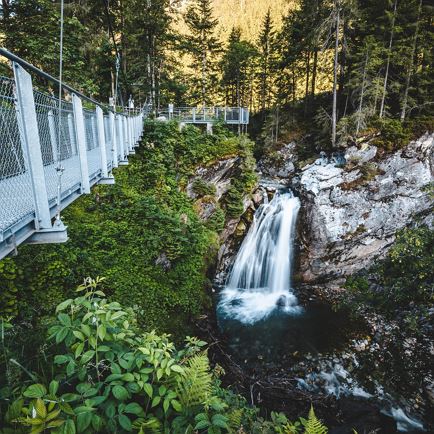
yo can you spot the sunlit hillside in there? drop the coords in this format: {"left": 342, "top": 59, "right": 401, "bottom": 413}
{"left": 174, "top": 0, "right": 295, "bottom": 43}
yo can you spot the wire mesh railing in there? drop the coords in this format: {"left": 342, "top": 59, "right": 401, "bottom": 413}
{"left": 160, "top": 106, "right": 249, "bottom": 125}
{"left": 0, "top": 49, "right": 145, "bottom": 259}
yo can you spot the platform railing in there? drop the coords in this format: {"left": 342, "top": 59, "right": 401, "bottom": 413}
{"left": 160, "top": 106, "right": 249, "bottom": 125}
{"left": 0, "top": 49, "right": 144, "bottom": 260}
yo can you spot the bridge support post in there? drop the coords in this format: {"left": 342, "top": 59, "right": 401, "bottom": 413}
{"left": 128, "top": 117, "right": 135, "bottom": 154}
{"left": 118, "top": 115, "right": 128, "bottom": 165}
{"left": 96, "top": 106, "right": 114, "bottom": 185}
{"left": 110, "top": 112, "right": 118, "bottom": 168}
{"left": 13, "top": 62, "right": 67, "bottom": 244}
{"left": 72, "top": 94, "right": 91, "bottom": 194}
{"left": 206, "top": 122, "right": 213, "bottom": 135}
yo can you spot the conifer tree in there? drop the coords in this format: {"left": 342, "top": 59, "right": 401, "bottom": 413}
{"left": 257, "top": 9, "right": 275, "bottom": 111}
{"left": 184, "top": 0, "right": 221, "bottom": 106}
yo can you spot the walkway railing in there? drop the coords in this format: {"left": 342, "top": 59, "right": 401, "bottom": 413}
{"left": 0, "top": 49, "right": 144, "bottom": 260}
{"left": 159, "top": 106, "right": 249, "bottom": 125}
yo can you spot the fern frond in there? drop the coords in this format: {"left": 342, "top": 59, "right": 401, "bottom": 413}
{"left": 227, "top": 408, "right": 243, "bottom": 432}
{"left": 303, "top": 405, "right": 328, "bottom": 434}
{"left": 177, "top": 352, "right": 213, "bottom": 409}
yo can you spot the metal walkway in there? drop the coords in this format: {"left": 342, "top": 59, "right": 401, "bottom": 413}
{"left": 159, "top": 106, "right": 249, "bottom": 125}
{"left": 0, "top": 50, "right": 144, "bottom": 260}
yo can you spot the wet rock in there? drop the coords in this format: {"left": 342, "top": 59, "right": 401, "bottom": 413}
{"left": 296, "top": 133, "right": 433, "bottom": 282}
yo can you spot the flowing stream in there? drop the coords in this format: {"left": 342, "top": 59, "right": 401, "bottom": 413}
{"left": 216, "top": 189, "right": 426, "bottom": 432}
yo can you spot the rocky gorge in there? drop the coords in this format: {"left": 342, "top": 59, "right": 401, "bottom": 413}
{"left": 206, "top": 131, "right": 434, "bottom": 432}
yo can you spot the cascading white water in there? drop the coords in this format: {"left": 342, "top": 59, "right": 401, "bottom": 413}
{"left": 218, "top": 191, "right": 302, "bottom": 324}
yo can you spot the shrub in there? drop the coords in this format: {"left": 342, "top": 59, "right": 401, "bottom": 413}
{"left": 192, "top": 178, "right": 216, "bottom": 197}
{"left": 371, "top": 117, "right": 411, "bottom": 152}
{"left": 1, "top": 278, "right": 328, "bottom": 434}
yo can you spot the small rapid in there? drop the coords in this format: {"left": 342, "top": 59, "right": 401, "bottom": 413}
{"left": 217, "top": 191, "right": 302, "bottom": 324}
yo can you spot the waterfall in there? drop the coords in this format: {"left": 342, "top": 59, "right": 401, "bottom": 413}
{"left": 218, "top": 191, "right": 302, "bottom": 324}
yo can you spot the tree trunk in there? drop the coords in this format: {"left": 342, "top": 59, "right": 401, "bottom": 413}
{"left": 400, "top": 0, "right": 422, "bottom": 121}
{"left": 311, "top": 49, "right": 318, "bottom": 96}
{"left": 379, "top": 0, "right": 398, "bottom": 118}
{"left": 356, "top": 49, "right": 369, "bottom": 135}
{"left": 332, "top": 0, "right": 340, "bottom": 147}
{"left": 202, "top": 46, "right": 207, "bottom": 108}
{"left": 305, "top": 51, "right": 310, "bottom": 101}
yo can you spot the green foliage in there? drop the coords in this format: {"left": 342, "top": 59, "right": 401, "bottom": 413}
{"left": 206, "top": 207, "right": 226, "bottom": 233}
{"left": 5, "top": 121, "right": 255, "bottom": 337}
{"left": 301, "top": 406, "right": 328, "bottom": 434}
{"left": 370, "top": 118, "right": 412, "bottom": 152}
{"left": 1, "top": 278, "right": 226, "bottom": 433}
{"left": 0, "top": 280, "right": 326, "bottom": 433}
{"left": 344, "top": 226, "right": 434, "bottom": 312}
{"left": 223, "top": 186, "right": 245, "bottom": 220}
{"left": 192, "top": 178, "right": 217, "bottom": 197}
{"left": 0, "top": 259, "right": 20, "bottom": 318}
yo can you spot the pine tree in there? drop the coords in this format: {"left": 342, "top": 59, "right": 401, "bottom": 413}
{"left": 257, "top": 9, "right": 275, "bottom": 111}
{"left": 221, "top": 27, "right": 257, "bottom": 108}
{"left": 184, "top": 0, "right": 221, "bottom": 106}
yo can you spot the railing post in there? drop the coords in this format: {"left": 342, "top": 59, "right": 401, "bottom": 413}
{"left": 96, "top": 106, "right": 114, "bottom": 184}
{"left": 72, "top": 94, "right": 90, "bottom": 194}
{"left": 13, "top": 62, "right": 51, "bottom": 230}
{"left": 110, "top": 111, "right": 118, "bottom": 168}
{"left": 47, "top": 110, "right": 58, "bottom": 163}
{"left": 67, "top": 113, "right": 77, "bottom": 154}
{"left": 192, "top": 108, "right": 196, "bottom": 122}
{"left": 118, "top": 115, "right": 127, "bottom": 165}
{"left": 122, "top": 115, "right": 129, "bottom": 152}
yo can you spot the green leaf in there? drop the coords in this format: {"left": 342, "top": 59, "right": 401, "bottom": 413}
{"left": 61, "top": 393, "right": 80, "bottom": 403}
{"left": 97, "top": 324, "right": 106, "bottom": 341}
{"left": 124, "top": 402, "right": 144, "bottom": 416}
{"left": 211, "top": 414, "right": 229, "bottom": 429}
{"left": 75, "top": 342, "right": 84, "bottom": 358}
{"left": 56, "top": 327, "right": 69, "bottom": 344}
{"left": 122, "top": 373, "right": 134, "bottom": 382}
{"left": 119, "top": 414, "right": 132, "bottom": 431}
{"left": 34, "top": 398, "right": 47, "bottom": 419}
{"left": 110, "top": 311, "right": 126, "bottom": 321}
{"left": 81, "top": 324, "right": 91, "bottom": 337}
{"left": 58, "top": 313, "right": 72, "bottom": 326}
{"left": 112, "top": 385, "right": 129, "bottom": 401}
{"left": 81, "top": 350, "right": 95, "bottom": 364}
{"left": 73, "top": 331, "right": 85, "bottom": 341}
{"left": 77, "top": 411, "right": 92, "bottom": 432}
{"left": 170, "top": 364, "right": 184, "bottom": 373}
{"left": 171, "top": 399, "right": 182, "bottom": 412}
{"left": 143, "top": 383, "right": 153, "bottom": 398}
{"left": 194, "top": 420, "right": 210, "bottom": 430}
{"left": 62, "top": 419, "right": 76, "bottom": 434}
{"left": 66, "top": 360, "right": 75, "bottom": 377}
{"left": 23, "top": 384, "right": 47, "bottom": 398}
{"left": 49, "top": 380, "right": 59, "bottom": 396}
{"left": 56, "top": 299, "right": 73, "bottom": 313}
{"left": 163, "top": 398, "right": 170, "bottom": 414}
{"left": 151, "top": 396, "right": 160, "bottom": 408}
{"left": 54, "top": 355, "right": 69, "bottom": 365}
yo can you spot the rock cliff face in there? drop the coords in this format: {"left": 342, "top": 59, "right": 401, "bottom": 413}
{"left": 186, "top": 156, "right": 261, "bottom": 284}
{"left": 294, "top": 133, "right": 433, "bottom": 283}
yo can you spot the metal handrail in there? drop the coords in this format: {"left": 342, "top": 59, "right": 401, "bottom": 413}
{"left": 0, "top": 48, "right": 111, "bottom": 111}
